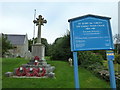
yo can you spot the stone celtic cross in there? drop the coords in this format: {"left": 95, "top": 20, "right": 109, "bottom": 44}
{"left": 33, "top": 15, "right": 47, "bottom": 44}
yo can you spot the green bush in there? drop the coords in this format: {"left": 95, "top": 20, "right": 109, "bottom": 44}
{"left": 50, "top": 34, "right": 72, "bottom": 61}
{"left": 92, "top": 50, "right": 106, "bottom": 60}
{"left": 78, "top": 51, "right": 103, "bottom": 67}
{"left": 116, "top": 78, "right": 120, "bottom": 88}
{"left": 115, "top": 54, "right": 120, "bottom": 64}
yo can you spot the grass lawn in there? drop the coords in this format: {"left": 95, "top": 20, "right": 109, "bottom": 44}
{"left": 2, "top": 58, "right": 110, "bottom": 88}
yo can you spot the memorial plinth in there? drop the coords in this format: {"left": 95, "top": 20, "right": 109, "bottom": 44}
{"left": 32, "top": 44, "right": 45, "bottom": 59}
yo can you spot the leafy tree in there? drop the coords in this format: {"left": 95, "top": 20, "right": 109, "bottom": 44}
{"left": 28, "top": 37, "right": 49, "bottom": 56}
{"left": 1, "top": 34, "right": 13, "bottom": 56}
{"left": 28, "top": 38, "right": 33, "bottom": 52}
{"left": 50, "top": 32, "right": 72, "bottom": 61}
{"left": 41, "top": 38, "right": 49, "bottom": 56}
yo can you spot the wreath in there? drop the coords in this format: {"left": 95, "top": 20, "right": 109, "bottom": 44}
{"left": 34, "top": 56, "right": 40, "bottom": 61}
{"left": 26, "top": 68, "right": 40, "bottom": 77}
{"left": 39, "top": 68, "right": 46, "bottom": 77}
{"left": 16, "top": 67, "right": 26, "bottom": 76}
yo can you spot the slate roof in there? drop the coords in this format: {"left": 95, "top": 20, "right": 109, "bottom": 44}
{"left": 68, "top": 14, "right": 111, "bottom": 22}
{"left": 5, "top": 34, "right": 26, "bottom": 45}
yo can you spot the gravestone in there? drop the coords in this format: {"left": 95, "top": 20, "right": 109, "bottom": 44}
{"left": 32, "top": 15, "right": 47, "bottom": 59}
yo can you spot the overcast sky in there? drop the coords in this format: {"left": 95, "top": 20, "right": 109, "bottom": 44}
{"left": 0, "top": 0, "right": 119, "bottom": 44}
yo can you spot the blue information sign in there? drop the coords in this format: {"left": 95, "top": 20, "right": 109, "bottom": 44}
{"left": 68, "top": 15, "right": 116, "bottom": 89}
{"left": 68, "top": 14, "right": 114, "bottom": 51}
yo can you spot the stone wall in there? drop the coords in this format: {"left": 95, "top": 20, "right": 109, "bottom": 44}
{"left": 8, "top": 35, "right": 29, "bottom": 58}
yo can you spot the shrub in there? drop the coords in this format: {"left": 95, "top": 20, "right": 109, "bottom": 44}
{"left": 50, "top": 34, "right": 72, "bottom": 61}
{"left": 92, "top": 50, "right": 106, "bottom": 60}
{"left": 116, "top": 78, "right": 120, "bottom": 88}
{"left": 115, "top": 54, "right": 120, "bottom": 64}
{"left": 78, "top": 51, "right": 103, "bottom": 67}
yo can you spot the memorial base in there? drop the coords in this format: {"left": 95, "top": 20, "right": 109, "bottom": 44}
{"left": 32, "top": 44, "right": 45, "bottom": 59}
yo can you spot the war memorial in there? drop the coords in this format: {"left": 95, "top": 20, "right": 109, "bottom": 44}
{"left": 5, "top": 15, "right": 55, "bottom": 78}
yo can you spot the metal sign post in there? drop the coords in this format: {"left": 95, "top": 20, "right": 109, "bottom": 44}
{"left": 73, "top": 52, "right": 80, "bottom": 89}
{"left": 106, "top": 50, "right": 116, "bottom": 89}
